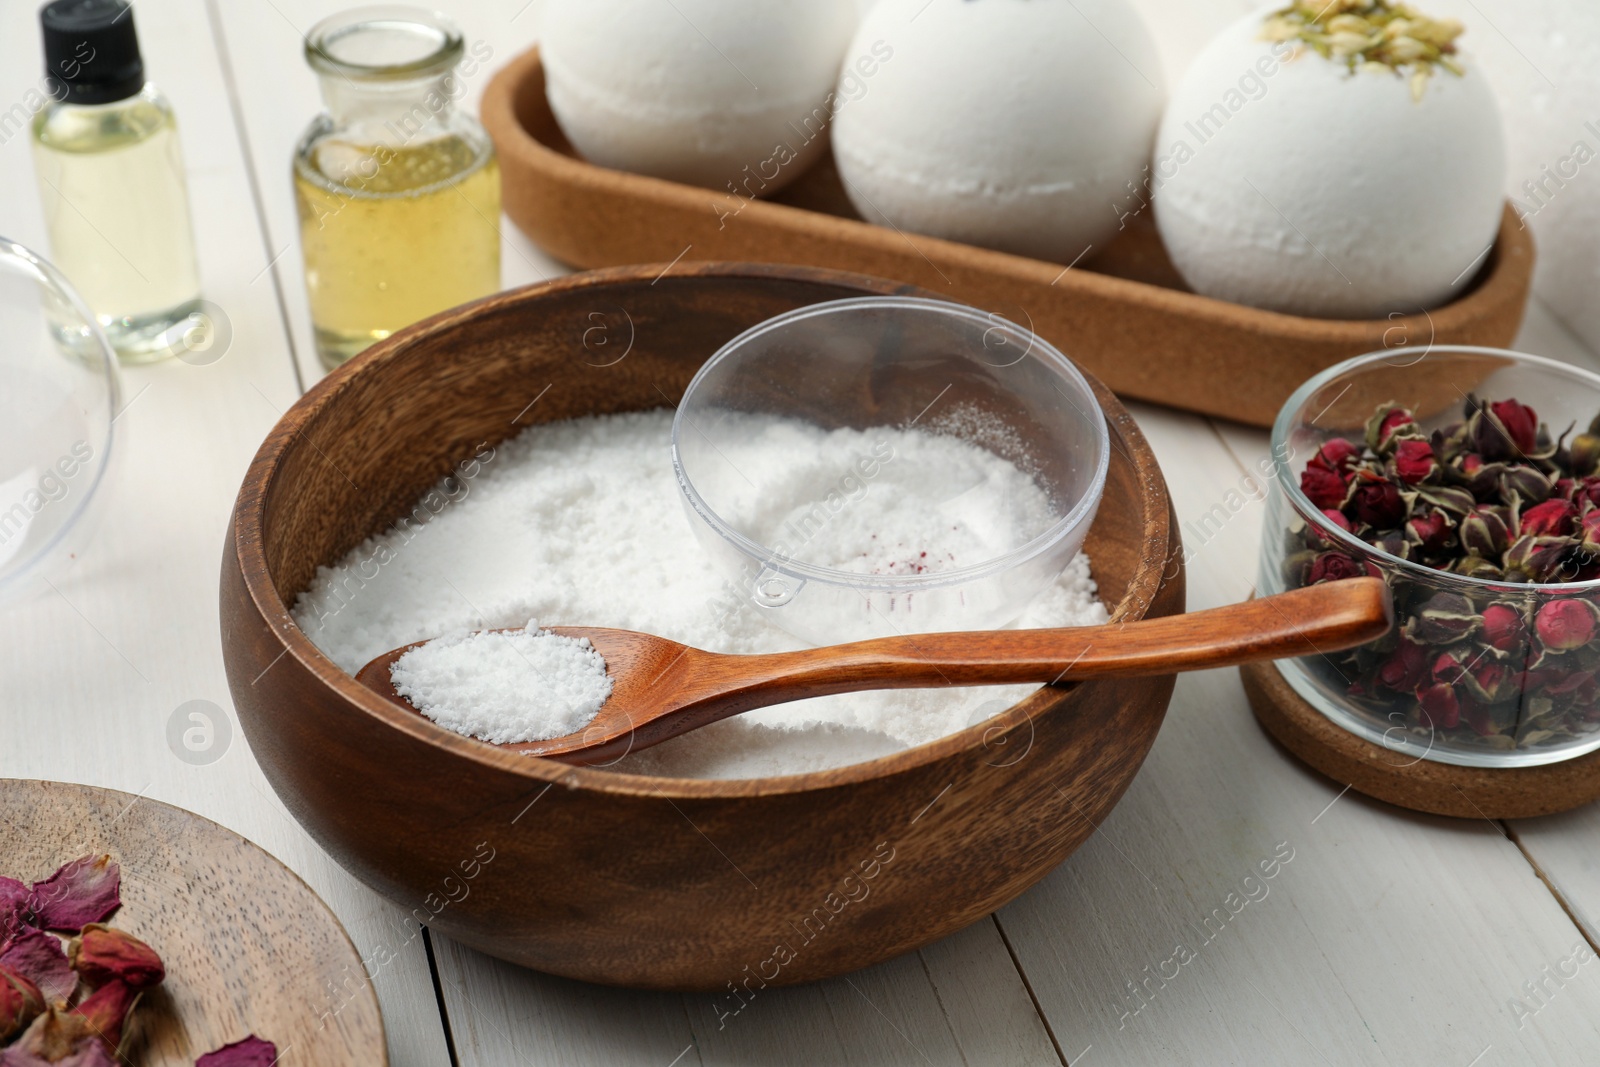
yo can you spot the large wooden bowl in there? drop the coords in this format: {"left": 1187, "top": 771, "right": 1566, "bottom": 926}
{"left": 481, "top": 46, "right": 1534, "bottom": 428}
{"left": 221, "top": 263, "right": 1184, "bottom": 990}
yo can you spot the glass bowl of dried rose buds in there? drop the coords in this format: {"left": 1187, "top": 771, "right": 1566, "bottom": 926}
{"left": 1262, "top": 345, "right": 1600, "bottom": 767}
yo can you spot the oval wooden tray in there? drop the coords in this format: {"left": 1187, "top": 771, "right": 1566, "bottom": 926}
{"left": 0, "top": 779, "right": 386, "bottom": 1065}
{"left": 481, "top": 45, "right": 1535, "bottom": 429}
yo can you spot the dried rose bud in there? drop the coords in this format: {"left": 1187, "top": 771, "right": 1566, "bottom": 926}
{"left": 1454, "top": 556, "right": 1505, "bottom": 580}
{"left": 1370, "top": 530, "right": 1409, "bottom": 562}
{"left": 0, "top": 964, "right": 44, "bottom": 1044}
{"left": 1481, "top": 604, "right": 1527, "bottom": 652}
{"left": 1553, "top": 477, "right": 1578, "bottom": 501}
{"left": 1405, "top": 591, "right": 1479, "bottom": 644}
{"left": 1394, "top": 439, "right": 1439, "bottom": 485}
{"left": 1581, "top": 511, "right": 1600, "bottom": 554}
{"left": 1309, "top": 438, "right": 1362, "bottom": 473}
{"left": 1351, "top": 481, "right": 1406, "bottom": 528}
{"left": 1366, "top": 403, "right": 1418, "bottom": 454}
{"left": 1405, "top": 510, "right": 1452, "bottom": 554}
{"left": 1378, "top": 641, "right": 1429, "bottom": 692}
{"left": 1490, "top": 398, "right": 1540, "bottom": 456}
{"left": 68, "top": 925, "right": 164, "bottom": 990}
{"left": 1300, "top": 467, "right": 1349, "bottom": 510}
{"left": 1499, "top": 465, "right": 1553, "bottom": 507}
{"left": 1431, "top": 651, "right": 1467, "bottom": 687}
{"left": 1518, "top": 499, "right": 1577, "bottom": 538}
{"left": 196, "top": 1036, "right": 280, "bottom": 1067}
{"left": 70, "top": 981, "right": 139, "bottom": 1057}
{"left": 1461, "top": 505, "right": 1511, "bottom": 558}
{"left": 1504, "top": 534, "right": 1584, "bottom": 583}
{"left": 1308, "top": 551, "right": 1364, "bottom": 584}
{"left": 28, "top": 855, "right": 120, "bottom": 933}
{"left": 1414, "top": 484, "right": 1476, "bottom": 519}
{"left": 1568, "top": 432, "right": 1600, "bottom": 475}
{"left": 1415, "top": 682, "right": 1462, "bottom": 729}
{"left": 1541, "top": 668, "right": 1599, "bottom": 703}
{"left": 1535, "top": 598, "right": 1598, "bottom": 652}
{"left": 1467, "top": 661, "right": 1512, "bottom": 703}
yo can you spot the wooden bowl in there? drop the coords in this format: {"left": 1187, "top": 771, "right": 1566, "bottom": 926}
{"left": 221, "top": 263, "right": 1184, "bottom": 990}
{"left": 0, "top": 780, "right": 385, "bottom": 1064}
{"left": 480, "top": 46, "right": 1534, "bottom": 429}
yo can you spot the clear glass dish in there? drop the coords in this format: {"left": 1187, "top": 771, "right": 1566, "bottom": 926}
{"left": 1262, "top": 345, "right": 1600, "bottom": 767}
{"left": 672, "top": 296, "right": 1109, "bottom": 645}
{"left": 0, "top": 238, "right": 122, "bottom": 608}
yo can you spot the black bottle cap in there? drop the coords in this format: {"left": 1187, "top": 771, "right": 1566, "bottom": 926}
{"left": 40, "top": 0, "right": 145, "bottom": 106}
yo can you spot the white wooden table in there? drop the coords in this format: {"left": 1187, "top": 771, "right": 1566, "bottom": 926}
{"left": 5, "top": 2, "right": 1600, "bottom": 1064}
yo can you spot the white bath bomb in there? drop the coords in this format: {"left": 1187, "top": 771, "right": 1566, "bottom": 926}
{"left": 1152, "top": 10, "right": 1506, "bottom": 319}
{"left": 540, "top": 0, "right": 857, "bottom": 193}
{"left": 831, "top": 0, "right": 1165, "bottom": 263}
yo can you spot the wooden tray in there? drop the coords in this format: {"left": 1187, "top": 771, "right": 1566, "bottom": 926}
{"left": 0, "top": 779, "right": 386, "bottom": 1064}
{"left": 481, "top": 46, "right": 1535, "bottom": 428}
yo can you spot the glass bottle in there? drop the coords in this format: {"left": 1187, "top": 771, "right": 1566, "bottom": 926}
{"left": 295, "top": 6, "right": 501, "bottom": 370}
{"left": 31, "top": 0, "right": 202, "bottom": 364}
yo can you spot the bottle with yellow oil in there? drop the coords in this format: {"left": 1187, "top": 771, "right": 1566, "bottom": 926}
{"left": 295, "top": 7, "right": 500, "bottom": 370}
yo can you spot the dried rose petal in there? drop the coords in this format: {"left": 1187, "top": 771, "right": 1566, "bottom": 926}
{"left": 0, "top": 929, "right": 74, "bottom": 1004}
{"left": 1491, "top": 399, "right": 1539, "bottom": 456}
{"left": 1535, "top": 598, "right": 1598, "bottom": 652}
{"left": 1415, "top": 683, "right": 1461, "bottom": 729}
{"left": 1518, "top": 499, "right": 1577, "bottom": 538}
{"left": 1308, "top": 551, "right": 1364, "bottom": 584}
{"left": 1351, "top": 481, "right": 1406, "bottom": 529}
{"left": 68, "top": 926, "right": 163, "bottom": 990}
{"left": 0, "top": 965, "right": 44, "bottom": 1044}
{"left": 0, "top": 1007, "right": 115, "bottom": 1067}
{"left": 1481, "top": 604, "right": 1527, "bottom": 652}
{"left": 195, "top": 1036, "right": 279, "bottom": 1067}
{"left": 1309, "top": 438, "right": 1361, "bottom": 473}
{"left": 69, "top": 982, "right": 138, "bottom": 1056}
{"left": 1394, "top": 439, "right": 1439, "bottom": 485}
{"left": 1300, "top": 466, "right": 1349, "bottom": 509}
{"left": 0, "top": 880, "right": 27, "bottom": 945}
{"left": 28, "top": 856, "right": 119, "bottom": 933}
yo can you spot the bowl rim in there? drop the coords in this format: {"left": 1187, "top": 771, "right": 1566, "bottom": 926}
{"left": 229, "top": 262, "right": 1177, "bottom": 800}
{"left": 670, "top": 294, "right": 1112, "bottom": 594}
{"left": 0, "top": 237, "right": 122, "bottom": 602}
{"left": 1272, "top": 343, "right": 1600, "bottom": 593}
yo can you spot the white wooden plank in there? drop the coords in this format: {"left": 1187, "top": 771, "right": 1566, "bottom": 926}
{"left": 0, "top": 2, "right": 451, "bottom": 1063}
{"left": 987, "top": 401, "right": 1600, "bottom": 1065}
{"left": 438, "top": 916, "right": 1063, "bottom": 1067}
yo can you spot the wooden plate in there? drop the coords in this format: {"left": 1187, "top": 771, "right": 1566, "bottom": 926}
{"left": 0, "top": 779, "right": 386, "bottom": 1064}
{"left": 481, "top": 46, "right": 1535, "bottom": 429}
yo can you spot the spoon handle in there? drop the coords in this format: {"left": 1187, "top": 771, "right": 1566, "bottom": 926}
{"left": 723, "top": 578, "right": 1391, "bottom": 698}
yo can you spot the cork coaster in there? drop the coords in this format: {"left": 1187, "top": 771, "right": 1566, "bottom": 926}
{"left": 1241, "top": 661, "right": 1600, "bottom": 819}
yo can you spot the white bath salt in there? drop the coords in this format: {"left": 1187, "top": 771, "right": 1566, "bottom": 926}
{"left": 389, "top": 623, "right": 613, "bottom": 745}
{"left": 292, "top": 410, "right": 1107, "bottom": 779}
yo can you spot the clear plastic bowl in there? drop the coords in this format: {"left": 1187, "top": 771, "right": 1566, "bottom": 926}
{"left": 0, "top": 238, "right": 122, "bottom": 608}
{"left": 1262, "top": 345, "right": 1600, "bottom": 768}
{"left": 671, "top": 296, "right": 1109, "bottom": 645}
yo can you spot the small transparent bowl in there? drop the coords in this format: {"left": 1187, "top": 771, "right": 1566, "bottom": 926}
{"left": 1262, "top": 345, "right": 1600, "bottom": 768}
{"left": 672, "top": 296, "right": 1109, "bottom": 645}
{"left": 0, "top": 238, "right": 122, "bottom": 608}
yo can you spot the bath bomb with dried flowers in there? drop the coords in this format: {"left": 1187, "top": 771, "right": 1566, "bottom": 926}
{"left": 540, "top": 0, "right": 857, "bottom": 192}
{"left": 831, "top": 0, "right": 1165, "bottom": 264}
{"left": 1152, "top": 1, "right": 1506, "bottom": 319}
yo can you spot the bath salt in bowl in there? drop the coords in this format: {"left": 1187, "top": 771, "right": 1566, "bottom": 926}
{"left": 673, "top": 296, "right": 1109, "bottom": 644}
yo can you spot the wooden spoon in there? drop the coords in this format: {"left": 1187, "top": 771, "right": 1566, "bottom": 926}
{"left": 355, "top": 577, "right": 1390, "bottom": 765}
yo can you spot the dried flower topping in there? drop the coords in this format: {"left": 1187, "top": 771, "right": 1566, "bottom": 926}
{"left": 1263, "top": 1, "right": 1466, "bottom": 100}
{"left": 67, "top": 928, "right": 163, "bottom": 992}
{"left": 0, "top": 933, "right": 74, "bottom": 1006}
{"left": 1289, "top": 395, "right": 1600, "bottom": 751}
{"left": 0, "top": 969, "right": 43, "bottom": 1046}
{"left": 195, "top": 1036, "right": 280, "bottom": 1067}
{"left": 25, "top": 859, "right": 119, "bottom": 935}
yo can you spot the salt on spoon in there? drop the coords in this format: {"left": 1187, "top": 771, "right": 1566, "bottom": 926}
{"left": 389, "top": 620, "right": 613, "bottom": 744}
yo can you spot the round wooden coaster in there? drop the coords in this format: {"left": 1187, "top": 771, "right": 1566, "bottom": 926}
{"left": 1240, "top": 661, "right": 1600, "bottom": 819}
